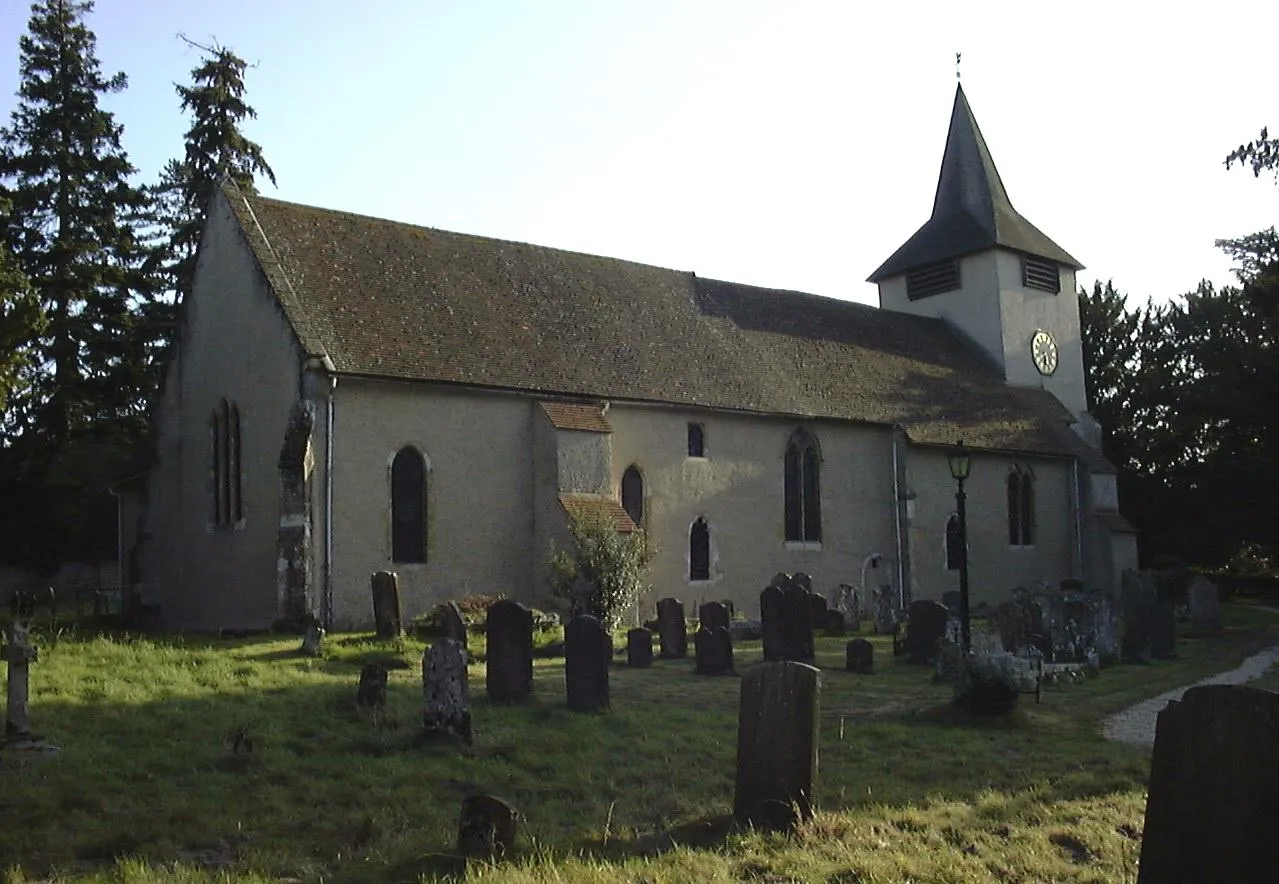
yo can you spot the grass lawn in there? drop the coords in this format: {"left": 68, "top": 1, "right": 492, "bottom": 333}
{"left": 1, "top": 604, "right": 1277, "bottom": 884}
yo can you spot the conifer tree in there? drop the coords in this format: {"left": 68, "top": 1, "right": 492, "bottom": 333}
{"left": 0, "top": 200, "right": 44, "bottom": 415}
{"left": 158, "top": 36, "right": 275, "bottom": 305}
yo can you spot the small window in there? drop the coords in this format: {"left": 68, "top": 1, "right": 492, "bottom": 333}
{"left": 689, "top": 517, "right": 710, "bottom": 581}
{"left": 945, "top": 513, "right": 964, "bottom": 570}
{"left": 1022, "top": 256, "right": 1060, "bottom": 293}
{"left": 687, "top": 423, "right": 705, "bottom": 458}
{"left": 784, "top": 429, "right": 822, "bottom": 543}
{"left": 392, "top": 446, "right": 427, "bottom": 563}
{"left": 209, "top": 398, "right": 242, "bottom": 527}
{"left": 906, "top": 259, "right": 960, "bottom": 300}
{"left": 1007, "top": 466, "right": 1035, "bottom": 546}
{"left": 621, "top": 465, "right": 644, "bottom": 527}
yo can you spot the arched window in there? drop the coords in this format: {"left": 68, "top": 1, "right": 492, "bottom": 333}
{"left": 784, "top": 429, "right": 822, "bottom": 542}
{"left": 689, "top": 517, "right": 710, "bottom": 581}
{"left": 391, "top": 446, "right": 427, "bottom": 563}
{"left": 209, "top": 398, "right": 242, "bottom": 527}
{"left": 945, "top": 513, "right": 964, "bottom": 570}
{"left": 1007, "top": 466, "right": 1035, "bottom": 547}
{"left": 621, "top": 465, "right": 644, "bottom": 527}
{"left": 687, "top": 423, "right": 705, "bottom": 457}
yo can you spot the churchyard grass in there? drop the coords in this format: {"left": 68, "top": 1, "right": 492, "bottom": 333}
{"left": 2, "top": 605, "right": 1277, "bottom": 884}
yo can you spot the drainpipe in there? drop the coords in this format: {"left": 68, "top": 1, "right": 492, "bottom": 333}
{"left": 1072, "top": 458, "right": 1084, "bottom": 580}
{"left": 323, "top": 366, "right": 338, "bottom": 630}
{"left": 891, "top": 431, "right": 905, "bottom": 609}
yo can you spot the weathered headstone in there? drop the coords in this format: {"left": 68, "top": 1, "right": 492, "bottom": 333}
{"left": 823, "top": 609, "right": 846, "bottom": 636}
{"left": 845, "top": 638, "right": 873, "bottom": 674}
{"left": 903, "top": 599, "right": 949, "bottom": 665}
{"left": 656, "top": 598, "right": 687, "bottom": 659}
{"left": 1150, "top": 600, "right": 1177, "bottom": 659}
{"left": 872, "top": 586, "right": 897, "bottom": 634}
{"left": 836, "top": 583, "right": 861, "bottom": 631}
{"left": 699, "top": 600, "right": 730, "bottom": 634}
{"left": 423, "top": 638, "right": 472, "bottom": 744}
{"left": 370, "top": 570, "right": 402, "bottom": 639}
{"left": 791, "top": 572, "right": 813, "bottom": 593}
{"left": 760, "top": 582, "right": 785, "bottom": 662}
{"left": 565, "top": 615, "right": 610, "bottom": 712}
{"left": 734, "top": 661, "right": 820, "bottom": 829}
{"left": 458, "top": 794, "right": 520, "bottom": 858}
{"left": 760, "top": 577, "right": 814, "bottom": 663}
{"left": 1137, "top": 685, "right": 1279, "bottom": 884}
{"left": 3, "top": 621, "right": 38, "bottom": 739}
{"left": 300, "top": 621, "right": 325, "bottom": 657}
{"left": 486, "top": 600, "right": 533, "bottom": 702}
{"left": 694, "top": 626, "right": 734, "bottom": 676}
{"left": 995, "top": 597, "right": 1044, "bottom": 655}
{"left": 1187, "top": 576, "right": 1222, "bottom": 630}
{"left": 437, "top": 600, "right": 468, "bottom": 647}
{"left": 1122, "top": 569, "right": 1156, "bottom": 662}
{"left": 626, "top": 627, "right": 654, "bottom": 667}
{"left": 356, "top": 662, "right": 388, "bottom": 710}
{"left": 933, "top": 639, "right": 965, "bottom": 682}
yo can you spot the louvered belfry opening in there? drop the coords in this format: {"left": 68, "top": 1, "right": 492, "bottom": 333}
{"left": 1022, "top": 256, "right": 1060, "bottom": 293}
{"left": 906, "top": 259, "right": 960, "bottom": 300}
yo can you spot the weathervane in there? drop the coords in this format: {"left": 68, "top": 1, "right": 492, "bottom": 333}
{"left": 956, "top": 52, "right": 962, "bottom": 81}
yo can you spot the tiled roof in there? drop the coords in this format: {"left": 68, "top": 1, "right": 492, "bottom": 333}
{"left": 540, "top": 401, "right": 612, "bottom": 433}
{"left": 869, "top": 85, "right": 1082, "bottom": 282}
{"left": 223, "top": 185, "right": 1103, "bottom": 462}
{"left": 558, "top": 494, "right": 639, "bottom": 534}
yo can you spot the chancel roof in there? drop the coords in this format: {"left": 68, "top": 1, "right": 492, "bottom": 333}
{"left": 224, "top": 185, "right": 1103, "bottom": 464}
{"left": 868, "top": 85, "right": 1082, "bottom": 282}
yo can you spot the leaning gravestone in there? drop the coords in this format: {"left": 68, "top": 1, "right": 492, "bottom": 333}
{"left": 565, "top": 615, "right": 610, "bottom": 712}
{"left": 370, "top": 571, "right": 402, "bottom": 639}
{"left": 423, "top": 638, "right": 472, "bottom": 744}
{"left": 845, "top": 638, "right": 873, "bottom": 674}
{"left": 486, "top": 600, "right": 533, "bottom": 702}
{"left": 903, "top": 600, "right": 949, "bottom": 665}
{"left": 699, "top": 600, "right": 730, "bottom": 634}
{"left": 457, "top": 794, "right": 520, "bottom": 858}
{"left": 356, "top": 662, "right": 388, "bottom": 710}
{"left": 1187, "top": 576, "right": 1222, "bottom": 630}
{"left": 734, "top": 661, "right": 820, "bottom": 830}
{"left": 1150, "top": 600, "right": 1177, "bottom": 659}
{"left": 3, "top": 620, "right": 39, "bottom": 740}
{"left": 1137, "top": 685, "right": 1279, "bottom": 884}
{"left": 656, "top": 598, "right": 687, "bottom": 658}
{"left": 626, "top": 627, "right": 653, "bottom": 667}
{"left": 694, "top": 626, "right": 733, "bottom": 676}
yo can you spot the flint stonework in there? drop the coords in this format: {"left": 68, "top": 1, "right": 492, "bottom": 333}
{"left": 486, "top": 600, "right": 533, "bottom": 702}
{"left": 734, "top": 661, "right": 820, "bottom": 829}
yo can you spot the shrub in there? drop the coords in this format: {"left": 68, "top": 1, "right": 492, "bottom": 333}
{"left": 545, "top": 506, "right": 653, "bottom": 631}
{"left": 954, "top": 653, "right": 1022, "bottom": 715}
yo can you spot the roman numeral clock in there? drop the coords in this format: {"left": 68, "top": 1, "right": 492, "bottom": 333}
{"left": 1031, "top": 329, "right": 1058, "bottom": 376}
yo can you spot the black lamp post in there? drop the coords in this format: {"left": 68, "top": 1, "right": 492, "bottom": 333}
{"left": 947, "top": 440, "right": 972, "bottom": 654}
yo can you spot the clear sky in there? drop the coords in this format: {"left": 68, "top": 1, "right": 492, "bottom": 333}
{"left": 1, "top": 0, "right": 1276, "bottom": 306}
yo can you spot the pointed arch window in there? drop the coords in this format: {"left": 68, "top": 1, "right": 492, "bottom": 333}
{"left": 687, "top": 423, "right": 705, "bottom": 458}
{"left": 689, "top": 517, "right": 710, "bottom": 581}
{"left": 391, "top": 446, "right": 427, "bottom": 563}
{"left": 209, "top": 398, "right": 242, "bottom": 527}
{"left": 621, "top": 465, "right": 644, "bottom": 527}
{"left": 784, "top": 429, "right": 822, "bottom": 543}
{"left": 945, "top": 513, "right": 964, "bottom": 570}
{"left": 1007, "top": 466, "right": 1035, "bottom": 547}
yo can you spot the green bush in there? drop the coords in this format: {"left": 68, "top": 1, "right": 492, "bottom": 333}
{"left": 545, "top": 506, "right": 653, "bottom": 631}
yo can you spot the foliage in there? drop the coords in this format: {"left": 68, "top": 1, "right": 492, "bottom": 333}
{"left": 1226, "top": 125, "right": 1279, "bottom": 181}
{"left": 0, "top": 212, "right": 44, "bottom": 413}
{"left": 545, "top": 507, "right": 652, "bottom": 630}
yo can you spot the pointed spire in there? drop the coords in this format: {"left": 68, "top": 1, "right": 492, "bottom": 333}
{"left": 868, "top": 85, "right": 1081, "bottom": 282}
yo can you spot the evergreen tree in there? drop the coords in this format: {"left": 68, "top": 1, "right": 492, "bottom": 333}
{"left": 158, "top": 36, "right": 275, "bottom": 305}
{"left": 0, "top": 198, "right": 44, "bottom": 415}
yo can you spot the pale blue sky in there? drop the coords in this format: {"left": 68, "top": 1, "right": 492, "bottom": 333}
{"left": 2, "top": 0, "right": 1276, "bottom": 305}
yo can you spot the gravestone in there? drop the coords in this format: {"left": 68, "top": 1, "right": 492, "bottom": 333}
{"left": 423, "top": 638, "right": 472, "bottom": 744}
{"left": 656, "top": 598, "right": 687, "bottom": 658}
{"left": 836, "top": 583, "right": 860, "bottom": 631}
{"left": 823, "top": 609, "right": 846, "bottom": 636}
{"left": 995, "top": 597, "right": 1044, "bottom": 654}
{"left": 565, "top": 615, "right": 610, "bottom": 712}
{"left": 807, "top": 593, "right": 829, "bottom": 633}
{"left": 437, "top": 601, "right": 468, "bottom": 647}
{"left": 699, "top": 600, "right": 730, "bottom": 634}
{"left": 1092, "top": 595, "right": 1120, "bottom": 663}
{"left": 300, "top": 620, "right": 325, "bottom": 657}
{"left": 760, "top": 577, "right": 815, "bottom": 663}
{"left": 734, "top": 661, "right": 820, "bottom": 830}
{"left": 1150, "top": 600, "right": 1177, "bottom": 659}
{"left": 845, "top": 638, "right": 873, "bottom": 674}
{"left": 458, "top": 794, "right": 520, "bottom": 858}
{"left": 872, "top": 586, "right": 897, "bottom": 634}
{"left": 626, "top": 627, "right": 654, "bottom": 667}
{"left": 934, "top": 639, "right": 964, "bottom": 682}
{"left": 3, "top": 620, "right": 38, "bottom": 739}
{"left": 694, "top": 626, "right": 734, "bottom": 676}
{"left": 941, "top": 590, "right": 962, "bottom": 616}
{"left": 1137, "top": 685, "right": 1279, "bottom": 884}
{"left": 1122, "top": 569, "right": 1156, "bottom": 662}
{"left": 370, "top": 571, "right": 402, "bottom": 639}
{"left": 792, "top": 572, "right": 813, "bottom": 593}
{"left": 356, "top": 662, "right": 389, "bottom": 710}
{"left": 486, "top": 600, "right": 533, "bottom": 702}
{"left": 1187, "top": 577, "right": 1222, "bottom": 630}
{"left": 903, "top": 600, "right": 949, "bottom": 665}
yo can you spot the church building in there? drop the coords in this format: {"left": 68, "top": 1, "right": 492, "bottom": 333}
{"left": 135, "top": 85, "right": 1136, "bottom": 631}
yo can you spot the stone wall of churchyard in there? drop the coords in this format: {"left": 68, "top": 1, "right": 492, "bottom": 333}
{"left": 140, "top": 195, "right": 305, "bottom": 631}
{"left": 329, "top": 380, "right": 538, "bottom": 630}
{"left": 607, "top": 403, "right": 899, "bottom": 618}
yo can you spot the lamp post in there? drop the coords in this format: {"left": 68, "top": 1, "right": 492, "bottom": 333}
{"left": 947, "top": 440, "right": 972, "bottom": 654}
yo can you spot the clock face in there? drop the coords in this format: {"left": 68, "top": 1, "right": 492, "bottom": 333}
{"left": 1031, "top": 330, "right": 1058, "bottom": 376}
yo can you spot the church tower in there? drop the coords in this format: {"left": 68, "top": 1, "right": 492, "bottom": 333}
{"left": 870, "top": 85, "right": 1088, "bottom": 422}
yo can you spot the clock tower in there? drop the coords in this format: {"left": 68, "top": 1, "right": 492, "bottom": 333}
{"left": 869, "top": 85, "right": 1089, "bottom": 423}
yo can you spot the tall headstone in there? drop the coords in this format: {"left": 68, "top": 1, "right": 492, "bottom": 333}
{"left": 565, "top": 615, "right": 610, "bottom": 712}
{"left": 356, "top": 662, "right": 388, "bottom": 710}
{"left": 656, "top": 598, "right": 687, "bottom": 659}
{"left": 370, "top": 571, "right": 402, "bottom": 639}
{"left": 1187, "top": 577, "right": 1222, "bottom": 630}
{"left": 694, "top": 626, "right": 734, "bottom": 676}
{"left": 845, "top": 638, "right": 873, "bottom": 674}
{"left": 626, "top": 627, "right": 653, "bottom": 668}
{"left": 3, "top": 620, "right": 38, "bottom": 739}
{"left": 458, "top": 794, "right": 520, "bottom": 858}
{"left": 699, "top": 601, "right": 730, "bottom": 634}
{"left": 903, "top": 599, "right": 949, "bottom": 665}
{"left": 486, "top": 600, "right": 533, "bottom": 702}
{"left": 437, "top": 601, "right": 468, "bottom": 647}
{"left": 734, "top": 661, "right": 821, "bottom": 830}
{"left": 1138, "top": 686, "right": 1279, "bottom": 884}
{"left": 422, "top": 638, "right": 472, "bottom": 744}
{"left": 760, "top": 582, "right": 785, "bottom": 662}
{"left": 1122, "top": 569, "right": 1156, "bottom": 663}
{"left": 761, "top": 577, "right": 814, "bottom": 663}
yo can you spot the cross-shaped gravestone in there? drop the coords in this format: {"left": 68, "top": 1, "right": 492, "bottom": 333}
{"left": 3, "top": 620, "right": 38, "bottom": 740}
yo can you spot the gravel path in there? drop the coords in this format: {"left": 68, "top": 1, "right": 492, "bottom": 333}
{"left": 1101, "top": 643, "right": 1279, "bottom": 747}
